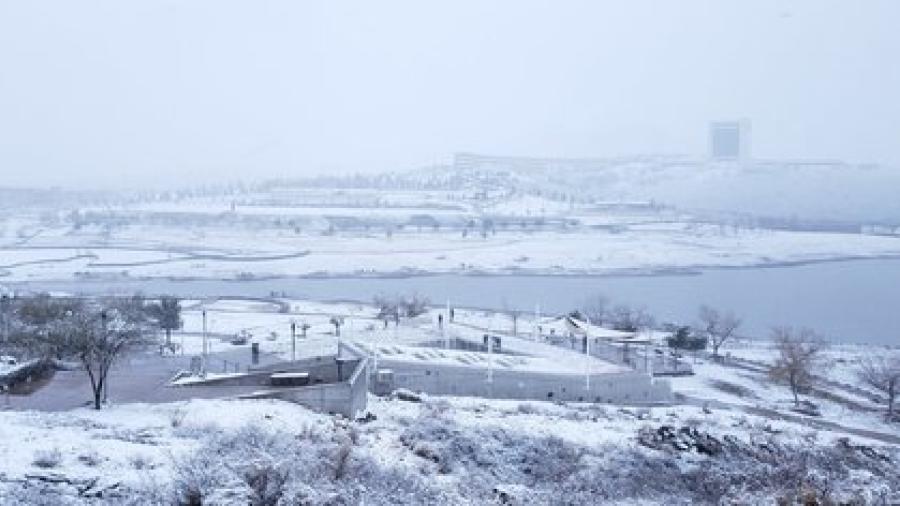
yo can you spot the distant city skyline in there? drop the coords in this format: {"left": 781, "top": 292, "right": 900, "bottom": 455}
{"left": 1, "top": 1, "right": 899, "bottom": 189}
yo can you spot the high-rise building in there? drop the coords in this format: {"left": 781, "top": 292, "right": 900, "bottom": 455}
{"left": 709, "top": 120, "right": 751, "bottom": 160}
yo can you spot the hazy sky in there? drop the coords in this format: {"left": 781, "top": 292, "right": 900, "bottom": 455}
{"left": 1, "top": 1, "right": 898, "bottom": 189}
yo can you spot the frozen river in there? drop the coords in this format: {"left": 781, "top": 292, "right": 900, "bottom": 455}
{"left": 8, "top": 258, "right": 900, "bottom": 345}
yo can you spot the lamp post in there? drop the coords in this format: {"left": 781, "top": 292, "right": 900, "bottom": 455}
{"left": 201, "top": 309, "right": 208, "bottom": 377}
{"left": 101, "top": 310, "right": 109, "bottom": 404}
{"left": 0, "top": 294, "right": 9, "bottom": 344}
{"left": 291, "top": 321, "right": 296, "bottom": 363}
{"left": 585, "top": 316, "right": 591, "bottom": 391}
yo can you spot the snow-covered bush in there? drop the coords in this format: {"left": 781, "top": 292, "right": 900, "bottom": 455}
{"left": 166, "top": 422, "right": 446, "bottom": 505}
{"left": 128, "top": 453, "right": 153, "bottom": 471}
{"left": 77, "top": 450, "right": 103, "bottom": 467}
{"left": 400, "top": 294, "right": 429, "bottom": 318}
{"left": 399, "top": 404, "right": 589, "bottom": 498}
{"left": 32, "top": 448, "right": 62, "bottom": 469}
{"left": 168, "top": 407, "right": 187, "bottom": 428}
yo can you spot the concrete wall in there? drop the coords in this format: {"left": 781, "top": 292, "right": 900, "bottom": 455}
{"left": 373, "top": 359, "right": 671, "bottom": 404}
{"left": 176, "top": 351, "right": 370, "bottom": 418}
{"left": 182, "top": 356, "right": 357, "bottom": 388}
{"left": 242, "top": 355, "right": 370, "bottom": 419}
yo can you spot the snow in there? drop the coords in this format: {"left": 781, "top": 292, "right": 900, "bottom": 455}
{"left": 1, "top": 166, "right": 899, "bottom": 502}
{"left": 0, "top": 393, "right": 894, "bottom": 503}
{"left": 0, "top": 399, "right": 334, "bottom": 487}
{"left": 3, "top": 180, "right": 900, "bottom": 283}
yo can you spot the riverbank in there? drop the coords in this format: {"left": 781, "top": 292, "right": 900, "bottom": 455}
{"left": 4, "top": 225, "right": 900, "bottom": 284}
{"left": 6, "top": 256, "right": 900, "bottom": 345}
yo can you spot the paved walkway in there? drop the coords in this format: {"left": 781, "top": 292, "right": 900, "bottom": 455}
{"left": 2, "top": 348, "right": 283, "bottom": 412}
{"left": 681, "top": 396, "right": 900, "bottom": 446}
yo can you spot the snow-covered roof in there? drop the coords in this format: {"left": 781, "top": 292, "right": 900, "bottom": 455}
{"left": 539, "top": 316, "right": 635, "bottom": 341}
{"left": 352, "top": 341, "right": 628, "bottom": 376}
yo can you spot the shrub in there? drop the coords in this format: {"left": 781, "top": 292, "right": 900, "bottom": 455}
{"left": 77, "top": 450, "right": 103, "bottom": 467}
{"left": 169, "top": 408, "right": 188, "bottom": 428}
{"left": 129, "top": 453, "right": 153, "bottom": 470}
{"left": 667, "top": 326, "right": 708, "bottom": 351}
{"left": 32, "top": 448, "right": 62, "bottom": 469}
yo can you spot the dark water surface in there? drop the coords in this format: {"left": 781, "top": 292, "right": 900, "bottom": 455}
{"left": 9, "top": 259, "right": 900, "bottom": 345}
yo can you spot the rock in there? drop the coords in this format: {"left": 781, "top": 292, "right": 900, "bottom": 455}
{"left": 392, "top": 388, "right": 423, "bottom": 403}
{"left": 638, "top": 425, "right": 724, "bottom": 456}
{"left": 493, "top": 483, "right": 528, "bottom": 505}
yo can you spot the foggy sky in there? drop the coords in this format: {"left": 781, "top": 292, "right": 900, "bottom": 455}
{"left": 1, "top": 1, "right": 898, "bottom": 190}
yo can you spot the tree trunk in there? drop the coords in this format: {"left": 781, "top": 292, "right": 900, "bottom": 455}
{"left": 888, "top": 384, "right": 895, "bottom": 420}
{"left": 93, "top": 378, "right": 103, "bottom": 410}
{"left": 165, "top": 328, "right": 171, "bottom": 347}
{"left": 790, "top": 375, "right": 800, "bottom": 407}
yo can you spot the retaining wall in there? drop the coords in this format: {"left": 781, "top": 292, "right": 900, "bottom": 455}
{"left": 373, "top": 359, "right": 672, "bottom": 404}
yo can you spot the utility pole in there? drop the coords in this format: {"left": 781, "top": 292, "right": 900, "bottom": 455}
{"left": 445, "top": 299, "right": 450, "bottom": 348}
{"left": 101, "top": 311, "right": 109, "bottom": 404}
{"left": 487, "top": 332, "right": 493, "bottom": 384}
{"left": 487, "top": 313, "right": 497, "bottom": 385}
{"left": 0, "top": 294, "right": 9, "bottom": 344}
{"left": 201, "top": 309, "right": 208, "bottom": 377}
{"left": 291, "top": 321, "right": 296, "bottom": 363}
{"left": 585, "top": 316, "right": 591, "bottom": 391}
{"left": 645, "top": 328, "right": 650, "bottom": 374}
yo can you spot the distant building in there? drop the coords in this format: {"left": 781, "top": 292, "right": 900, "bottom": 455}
{"left": 709, "top": 120, "right": 751, "bottom": 161}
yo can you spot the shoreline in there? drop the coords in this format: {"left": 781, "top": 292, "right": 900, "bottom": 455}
{"left": 4, "top": 251, "right": 900, "bottom": 286}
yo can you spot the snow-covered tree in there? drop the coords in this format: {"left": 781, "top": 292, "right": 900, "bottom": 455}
{"left": 67, "top": 302, "right": 154, "bottom": 409}
{"left": 858, "top": 355, "right": 900, "bottom": 421}
{"left": 698, "top": 305, "right": 741, "bottom": 359}
{"left": 769, "top": 327, "right": 824, "bottom": 407}
{"left": 147, "top": 295, "right": 183, "bottom": 349}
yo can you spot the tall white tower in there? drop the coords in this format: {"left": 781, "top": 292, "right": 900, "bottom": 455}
{"left": 709, "top": 119, "right": 751, "bottom": 161}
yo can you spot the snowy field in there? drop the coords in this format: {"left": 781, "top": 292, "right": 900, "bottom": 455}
{"left": 3, "top": 222, "right": 900, "bottom": 283}
{"left": 178, "top": 299, "right": 900, "bottom": 435}
{"left": 2, "top": 170, "right": 900, "bottom": 283}
{"left": 0, "top": 297, "right": 898, "bottom": 503}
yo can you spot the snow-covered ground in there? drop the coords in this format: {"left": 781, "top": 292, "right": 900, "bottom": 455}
{"left": 3, "top": 172, "right": 900, "bottom": 283}
{"left": 3, "top": 225, "right": 900, "bottom": 282}
{"left": 0, "top": 298, "right": 897, "bottom": 503}
{"left": 0, "top": 394, "right": 896, "bottom": 504}
{"left": 1, "top": 164, "right": 899, "bottom": 502}
{"left": 167, "top": 298, "right": 900, "bottom": 440}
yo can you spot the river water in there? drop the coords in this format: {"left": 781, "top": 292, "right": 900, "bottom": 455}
{"left": 8, "top": 258, "right": 900, "bottom": 345}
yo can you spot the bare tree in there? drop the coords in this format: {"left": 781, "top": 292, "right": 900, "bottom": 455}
{"left": 609, "top": 304, "right": 653, "bottom": 333}
{"left": 400, "top": 294, "right": 429, "bottom": 318}
{"left": 9, "top": 294, "right": 85, "bottom": 360}
{"left": 581, "top": 294, "right": 609, "bottom": 326}
{"left": 769, "top": 327, "right": 825, "bottom": 408}
{"left": 698, "top": 305, "right": 741, "bottom": 359}
{"left": 373, "top": 294, "right": 399, "bottom": 323}
{"left": 858, "top": 355, "right": 900, "bottom": 421}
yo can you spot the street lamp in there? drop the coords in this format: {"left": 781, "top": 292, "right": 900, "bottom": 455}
{"left": 100, "top": 310, "right": 109, "bottom": 403}
{"left": 0, "top": 294, "right": 9, "bottom": 343}
{"left": 201, "top": 309, "right": 208, "bottom": 377}
{"left": 291, "top": 321, "right": 296, "bottom": 363}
